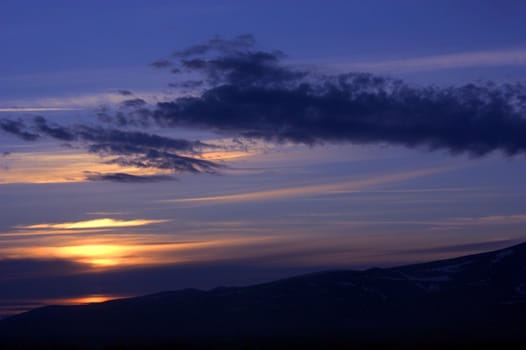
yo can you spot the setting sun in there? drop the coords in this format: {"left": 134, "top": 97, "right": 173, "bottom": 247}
{"left": 56, "top": 244, "right": 127, "bottom": 267}
{"left": 68, "top": 295, "right": 122, "bottom": 304}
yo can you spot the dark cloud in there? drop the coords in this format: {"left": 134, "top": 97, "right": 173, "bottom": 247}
{"left": 0, "top": 116, "right": 222, "bottom": 177}
{"left": 120, "top": 98, "right": 147, "bottom": 108}
{"left": 73, "top": 126, "right": 209, "bottom": 152}
{"left": 168, "top": 80, "right": 204, "bottom": 90}
{"left": 70, "top": 125, "right": 220, "bottom": 173}
{"left": 84, "top": 172, "right": 176, "bottom": 183}
{"left": 173, "top": 34, "right": 255, "bottom": 58}
{"left": 116, "top": 90, "right": 134, "bottom": 96}
{"left": 31, "top": 116, "right": 210, "bottom": 153}
{"left": 126, "top": 36, "right": 526, "bottom": 157}
{"left": 149, "top": 59, "right": 173, "bottom": 69}
{"left": 104, "top": 151, "right": 219, "bottom": 174}
{"left": 176, "top": 48, "right": 302, "bottom": 87}
{"left": 0, "top": 118, "right": 39, "bottom": 141}
{"left": 33, "top": 116, "right": 76, "bottom": 141}
{"left": 5, "top": 36, "right": 525, "bottom": 185}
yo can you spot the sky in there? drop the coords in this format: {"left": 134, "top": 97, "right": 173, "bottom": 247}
{"left": 1, "top": 0, "right": 526, "bottom": 317}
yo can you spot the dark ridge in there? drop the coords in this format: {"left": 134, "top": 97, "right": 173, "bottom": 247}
{"left": 1, "top": 242, "right": 525, "bottom": 349}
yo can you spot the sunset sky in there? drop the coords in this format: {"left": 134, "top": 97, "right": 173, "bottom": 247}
{"left": 1, "top": 0, "right": 526, "bottom": 317}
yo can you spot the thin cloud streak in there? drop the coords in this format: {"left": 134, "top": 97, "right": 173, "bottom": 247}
{"left": 0, "top": 107, "right": 81, "bottom": 113}
{"left": 312, "top": 214, "right": 526, "bottom": 231}
{"left": 430, "top": 214, "right": 526, "bottom": 227}
{"left": 18, "top": 218, "right": 169, "bottom": 230}
{"left": 162, "top": 164, "right": 459, "bottom": 204}
{"left": 334, "top": 48, "right": 526, "bottom": 73}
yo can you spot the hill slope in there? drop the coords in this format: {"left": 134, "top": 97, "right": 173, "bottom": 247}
{"left": 1, "top": 242, "right": 526, "bottom": 349}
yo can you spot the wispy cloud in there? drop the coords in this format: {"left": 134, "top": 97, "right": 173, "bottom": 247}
{"left": 438, "top": 214, "right": 526, "bottom": 226}
{"left": 0, "top": 149, "right": 174, "bottom": 184}
{"left": 334, "top": 48, "right": 526, "bottom": 73}
{"left": 162, "top": 165, "right": 458, "bottom": 204}
{"left": 18, "top": 218, "right": 169, "bottom": 230}
{"left": 0, "top": 90, "right": 173, "bottom": 111}
{"left": 0, "top": 117, "right": 222, "bottom": 182}
{"left": 0, "top": 107, "right": 80, "bottom": 113}
{"left": 328, "top": 214, "right": 526, "bottom": 230}
{"left": 84, "top": 172, "right": 176, "bottom": 183}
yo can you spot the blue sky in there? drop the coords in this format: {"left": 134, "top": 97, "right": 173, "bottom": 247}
{"left": 3, "top": 0, "right": 526, "bottom": 100}
{"left": 1, "top": 0, "right": 526, "bottom": 317}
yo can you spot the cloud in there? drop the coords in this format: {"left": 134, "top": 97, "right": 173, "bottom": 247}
{"left": 173, "top": 34, "right": 256, "bottom": 58}
{"left": 337, "top": 48, "right": 526, "bottom": 73}
{"left": 84, "top": 172, "right": 176, "bottom": 183}
{"left": 1, "top": 90, "right": 168, "bottom": 110}
{"left": 149, "top": 59, "right": 173, "bottom": 69}
{"left": 4, "top": 36, "right": 525, "bottom": 187}
{"left": 0, "top": 116, "right": 222, "bottom": 177}
{"left": 0, "top": 107, "right": 80, "bottom": 113}
{"left": 33, "top": 116, "right": 76, "bottom": 141}
{"left": 116, "top": 90, "right": 134, "bottom": 96}
{"left": 18, "top": 218, "right": 169, "bottom": 230}
{"left": 161, "top": 165, "right": 456, "bottom": 204}
{"left": 0, "top": 118, "right": 39, "bottom": 141}
{"left": 120, "top": 98, "right": 147, "bottom": 108}
{"left": 439, "top": 214, "right": 526, "bottom": 226}
{"left": 125, "top": 36, "right": 526, "bottom": 157}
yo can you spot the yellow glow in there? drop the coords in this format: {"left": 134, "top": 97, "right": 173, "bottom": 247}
{"left": 200, "top": 150, "right": 255, "bottom": 161}
{"left": 20, "top": 218, "right": 169, "bottom": 230}
{"left": 1, "top": 234, "right": 280, "bottom": 270}
{"left": 56, "top": 244, "right": 127, "bottom": 266}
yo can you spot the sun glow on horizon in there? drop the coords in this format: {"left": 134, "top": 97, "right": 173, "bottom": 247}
{"left": 1, "top": 233, "right": 284, "bottom": 270}
{"left": 68, "top": 294, "right": 122, "bottom": 304}
{"left": 56, "top": 244, "right": 127, "bottom": 266}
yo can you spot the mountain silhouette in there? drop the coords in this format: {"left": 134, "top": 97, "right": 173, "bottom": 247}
{"left": 1, "top": 242, "right": 526, "bottom": 349}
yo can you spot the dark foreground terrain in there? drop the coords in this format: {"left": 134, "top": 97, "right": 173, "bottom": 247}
{"left": 1, "top": 242, "right": 526, "bottom": 349}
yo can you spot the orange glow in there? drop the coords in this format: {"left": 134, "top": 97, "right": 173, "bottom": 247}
{"left": 40, "top": 294, "right": 126, "bottom": 306}
{"left": 56, "top": 244, "right": 127, "bottom": 266}
{"left": 0, "top": 233, "right": 281, "bottom": 270}
{"left": 67, "top": 295, "right": 122, "bottom": 304}
{"left": 200, "top": 150, "right": 255, "bottom": 161}
{"left": 0, "top": 149, "right": 173, "bottom": 184}
{"left": 20, "top": 218, "right": 169, "bottom": 230}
